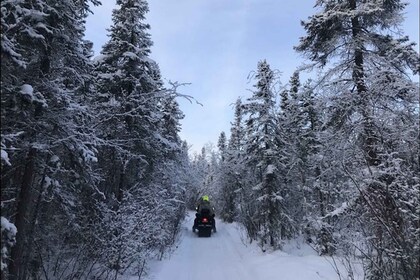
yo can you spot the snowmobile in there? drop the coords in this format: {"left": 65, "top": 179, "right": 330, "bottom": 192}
{"left": 192, "top": 209, "right": 216, "bottom": 237}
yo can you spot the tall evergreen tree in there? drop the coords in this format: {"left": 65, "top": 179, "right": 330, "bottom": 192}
{"left": 296, "top": 0, "right": 419, "bottom": 278}
{"left": 216, "top": 131, "right": 235, "bottom": 222}
{"left": 1, "top": 0, "right": 101, "bottom": 278}
{"left": 217, "top": 131, "right": 227, "bottom": 161}
{"left": 94, "top": 0, "right": 162, "bottom": 200}
{"left": 241, "top": 60, "right": 287, "bottom": 249}
{"left": 228, "top": 98, "right": 244, "bottom": 152}
{"left": 90, "top": 0, "right": 190, "bottom": 277}
{"left": 215, "top": 99, "right": 245, "bottom": 223}
{"left": 295, "top": 0, "right": 418, "bottom": 167}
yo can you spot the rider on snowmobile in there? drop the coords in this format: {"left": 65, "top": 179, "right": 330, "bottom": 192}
{"left": 193, "top": 195, "right": 216, "bottom": 232}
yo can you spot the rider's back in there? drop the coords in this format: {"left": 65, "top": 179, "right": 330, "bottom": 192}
{"left": 198, "top": 200, "right": 213, "bottom": 216}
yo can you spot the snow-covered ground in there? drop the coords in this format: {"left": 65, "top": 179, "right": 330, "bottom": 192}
{"left": 143, "top": 212, "right": 363, "bottom": 280}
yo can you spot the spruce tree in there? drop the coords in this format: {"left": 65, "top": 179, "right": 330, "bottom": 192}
{"left": 1, "top": 0, "right": 101, "bottom": 278}
{"left": 242, "top": 60, "right": 287, "bottom": 249}
{"left": 91, "top": 0, "right": 191, "bottom": 276}
{"left": 94, "top": 0, "right": 162, "bottom": 199}
{"left": 296, "top": 0, "right": 419, "bottom": 277}
{"left": 295, "top": 0, "right": 418, "bottom": 167}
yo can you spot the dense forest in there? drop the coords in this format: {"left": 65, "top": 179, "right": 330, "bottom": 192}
{"left": 1, "top": 0, "right": 419, "bottom": 280}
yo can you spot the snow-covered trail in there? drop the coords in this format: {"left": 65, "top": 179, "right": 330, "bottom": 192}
{"left": 149, "top": 212, "right": 258, "bottom": 280}
{"left": 147, "top": 212, "right": 362, "bottom": 280}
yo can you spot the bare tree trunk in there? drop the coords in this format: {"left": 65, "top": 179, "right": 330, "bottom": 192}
{"left": 349, "top": 0, "right": 378, "bottom": 166}
{"left": 9, "top": 148, "right": 37, "bottom": 280}
{"left": 117, "top": 160, "right": 127, "bottom": 202}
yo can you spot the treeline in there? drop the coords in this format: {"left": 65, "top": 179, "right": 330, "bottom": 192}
{"left": 1, "top": 0, "right": 191, "bottom": 279}
{"left": 192, "top": 1, "right": 419, "bottom": 280}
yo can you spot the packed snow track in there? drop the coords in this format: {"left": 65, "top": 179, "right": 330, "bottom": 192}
{"left": 147, "top": 212, "right": 357, "bottom": 280}
{"left": 150, "top": 212, "right": 257, "bottom": 280}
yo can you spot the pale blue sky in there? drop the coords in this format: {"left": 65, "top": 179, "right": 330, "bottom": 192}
{"left": 85, "top": 0, "right": 419, "bottom": 155}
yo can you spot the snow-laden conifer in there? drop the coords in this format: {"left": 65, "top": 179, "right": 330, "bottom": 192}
{"left": 296, "top": 0, "right": 419, "bottom": 278}
{"left": 240, "top": 60, "right": 290, "bottom": 249}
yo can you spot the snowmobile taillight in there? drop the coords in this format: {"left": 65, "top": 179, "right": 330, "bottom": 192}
{"left": 202, "top": 218, "right": 208, "bottom": 223}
